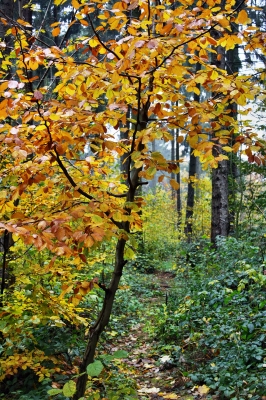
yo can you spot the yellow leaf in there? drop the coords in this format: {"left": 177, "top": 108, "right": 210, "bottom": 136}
{"left": 54, "top": 0, "right": 67, "bottom": 4}
{"left": 198, "top": 385, "right": 210, "bottom": 395}
{"left": 236, "top": 94, "right": 246, "bottom": 106}
{"left": 65, "top": 84, "right": 76, "bottom": 96}
{"left": 194, "top": 75, "right": 206, "bottom": 84}
{"left": 52, "top": 26, "right": 61, "bottom": 37}
{"left": 193, "top": 86, "right": 200, "bottom": 96}
{"left": 111, "top": 71, "right": 120, "bottom": 84}
{"left": 218, "top": 16, "right": 229, "bottom": 28}
{"left": 223, "top": 146, "right": 233, "bottom": 152}
{"left": 236, "top": 9, "right": 249, "bottom": 25}
{"left": 72, "top": 0, "right": 81, "bottom": 9}
{"left": 89, "top": 38, "right": 99, "bottom": 48}
{"left": 49, "top": 114, "right": 60, "bottom": 121}
{"left": 210, "top": 69, "right": 218, "bottom": 80}
{"left": 170, "top": 179, "right": 179, "bottom": 190}
{"left": 163, "top": 393, "right": 179, "bottom": 399}
{"left": 106, "top": 88, "right": 114, "bottom": 100}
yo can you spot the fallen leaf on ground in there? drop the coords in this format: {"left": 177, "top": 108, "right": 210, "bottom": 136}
{"left": 138, "top": 387, "right": 160, "bottom": 393}
{"left": 198, "top": 384, "right": 210, "bottom": 395}
{"left": 163, "top": 393, "right": 179, "bottom": 399}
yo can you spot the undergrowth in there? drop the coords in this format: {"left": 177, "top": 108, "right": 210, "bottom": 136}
{"left": 147, "top": 237, "right": 266, "bottom": 399}
{"left": 1, "top": 237, "right": 265, "bottom": 399}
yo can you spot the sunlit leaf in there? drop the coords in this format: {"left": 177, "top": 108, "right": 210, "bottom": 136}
{"left": 62, "top": 381, "right": 76, "bottom": 397}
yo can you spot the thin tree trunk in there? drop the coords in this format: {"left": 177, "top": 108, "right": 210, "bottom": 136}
{"left": 226, "top": 0, "right": 242, "bottom": 236}
{"left": 74, "top": 102, "right": 150, "bottom": 399}
{"left": 171, "top": 133, "right": 175, "bottom": 199}
{"left": 73, "top": 238, "right": 127, "bottom": 399}
{"left": 184, "top": 62, "right": 201, "bottom": 239}
{"left": 0, "top": 1, "right": 14, "bottom": 302}
{"left": 175, "top": 128, "right": 181, "bottom": 225}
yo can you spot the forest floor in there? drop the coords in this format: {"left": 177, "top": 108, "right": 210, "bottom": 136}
{"left": 106, "top": 271, "right": 211, "bottom": 400}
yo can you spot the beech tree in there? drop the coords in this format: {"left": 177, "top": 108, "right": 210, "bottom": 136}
{"left": 0, "top": 0, "right": 265, "bottom": 398}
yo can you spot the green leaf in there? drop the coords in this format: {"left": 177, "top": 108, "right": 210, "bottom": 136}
{"left": 112, "top": 350, "right": 128, "bottom": 359}
{"left": 47, "top": 388, "right": 63, "bottom": 396}
{"left": 62, "top": 380, "right": 76, "bottom": 397}
{"left": 87, "top": 360, "right": 104, "bottom": 377}
{"left": 146, "top": 166, "right": 157, "bottom": 177}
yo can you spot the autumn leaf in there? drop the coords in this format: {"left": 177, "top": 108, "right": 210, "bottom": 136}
{"left": 198, "top": 385, "right": 210, "bottom": 395}
{"left": 52, "top": 26, "right": 60, "bottom": 37}
{"left": 163, "top": 394, "right": 179, "bottom": 399}
{"left": 170, "top": 179, "right": 180, "bottom": 190}
{"left": 33, "top": 90, "right": 43, "bottom": 100}
{"left": 138, "top": 387, "right": 160, "bottom": 394}
{"left": 89, "top": 38, "right": 99, "bottom": 48}
{"left": 236, "top": 9, "right": 249, "bottom": 25}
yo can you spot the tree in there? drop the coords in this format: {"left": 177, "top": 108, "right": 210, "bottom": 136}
{"left": 0, "top": 0, "right": 15, "bottom": 300}
{"left": 184, "top": 60, "right": 201, "bottom": 239}
{"left": 0, "top": 0, "right": 265, "bottom": 398}
{"left": 210, "top": 26, "right": 230, "bottom": 244}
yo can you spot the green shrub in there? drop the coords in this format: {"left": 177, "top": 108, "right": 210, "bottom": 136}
{"left": 151, "top": 238, "right": 266, "bottom": 399}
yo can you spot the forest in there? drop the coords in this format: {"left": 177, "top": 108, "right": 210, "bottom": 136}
{"left": 0, "top": 0, "right": 265, "bottom": 399}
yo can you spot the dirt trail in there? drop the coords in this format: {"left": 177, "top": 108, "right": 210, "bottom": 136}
{"left": 111, "top": 272, "right": 200, "bottom": 400}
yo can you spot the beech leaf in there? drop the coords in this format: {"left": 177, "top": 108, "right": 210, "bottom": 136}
{"left": 112, "top": 350, "right": 128, "bottom": 359}
{"left": 62, "top": 380, "right": 76, "bottom": 397}
{"left": 47, "top": 388, "right": 63, "bottom": 396}
{"left": 170, "top": 179, "right": 179, "bottom": 190}
{"left": 52, "top": 26, "right": 60, "bottom": 37}
{"left": 87, "top": 360, "right": 104, "bottom": 377}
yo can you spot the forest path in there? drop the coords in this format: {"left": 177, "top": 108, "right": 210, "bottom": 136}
{"left": 108, "top": 271, "right": 206, "bottom": 400}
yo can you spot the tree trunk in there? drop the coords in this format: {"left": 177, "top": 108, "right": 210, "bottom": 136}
{"left": 74, "top": 103, "right": 149, "bottom": 399}
{"left": 211, "top": 27, "right": 230, "bottom": 244}
{"left": 73, "top": 238, "right": 127, "bottom": 399}
{"left": 0, "top": 0, "right": 14, "bottom": 71}
{"left": 184, "top": 62, "right": 201, "bottom": 239}
{"left": 175, "top": 128, "right": 181, "bottom": 225}
{"left": 171, "top": 133, "right": 175, "bottom": 199}
{"left": 0, "top": 1, "right": 14, "bottom": 302}
{"left": 226, "top": 0, "right": 242, "bottom": 236}
{"left": 211, "top": 159, "right": 230, "bottom": 243}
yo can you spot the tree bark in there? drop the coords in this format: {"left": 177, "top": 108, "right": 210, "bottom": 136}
{"left": 184, "top": 62, "right": 200, "bottom": 239}
{"left": 73, "top": 238, "right": 127, "bottom": 399}
{"left": 226, "top": 0, "right": 242, "bottom": 236}
{"left": 175, "top": 128, "right": 181, "bottom": 225}
{"left": 210, "top": 12, "right": 230, "bottom": 244}
{"left": 0, "top": 1, "right": 14, "bottom": 302}
{"left": 211, "top": 159, "right": 230, "bottom": 243}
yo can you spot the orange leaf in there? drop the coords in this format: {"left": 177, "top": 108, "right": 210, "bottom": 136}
{"left": 170, "top": 179, "right": 179, "bottom": 190}
{"left": 52, "top": 26, "right": 61, "bottom": 37}
{"left": 236, "top": 9, "right": 249, "bottom": 25}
